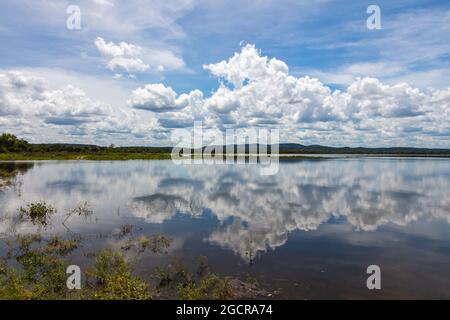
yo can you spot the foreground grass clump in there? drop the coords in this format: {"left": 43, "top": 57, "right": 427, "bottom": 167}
{"left": 0, "top": 234, "right": 149, "bottom": 300}
{"left": 0, "top": 229, "right": 268, "bottom": 300}
{"left": 177, "top": 273, "right": 233, "bottom": 300}
{"left": 0, "top": 234, "right": 77, "bottom": 299}
{"left": 19, "top": 201, "right": 56, "bottom": 226}
{"left": 87, "top": 250, "right": 150, "bottom": 300}
{"left": 153, "top": 257, "right": 234, "bottom": 300}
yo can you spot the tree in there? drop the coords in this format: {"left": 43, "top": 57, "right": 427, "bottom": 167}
{"left": 0, "top": 133, "right": 30, "bottom": 153}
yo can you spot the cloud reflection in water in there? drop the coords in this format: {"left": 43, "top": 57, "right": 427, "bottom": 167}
{"left": 1, "top": 159, "right": 449, "bottom": 261}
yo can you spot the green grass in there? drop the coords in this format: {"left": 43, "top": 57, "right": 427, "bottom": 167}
{"left": 177, "top": 273, "right": 233, "bottom": 300}
{"left": 0, "top": 235, "right": 150, "bottom": 300}
{"left": 0, "top": 152, "right": 172, "bottom": 161}
{"left": 0, "top": 231, "right": 267, "bottom": 300}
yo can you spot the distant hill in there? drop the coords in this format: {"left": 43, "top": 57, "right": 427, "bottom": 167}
{"left": 188, "top": 143, "right": 450, "bottom": 155}
{"left": 277, "top": 144, "right": 450, "bottom": 154}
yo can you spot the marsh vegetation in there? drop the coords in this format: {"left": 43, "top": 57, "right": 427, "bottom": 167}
{"left": 19, "top": 201, "right": 56, "bottom": 227}
{"left": 0, "top": 199, "right": 271, "bottom": 300}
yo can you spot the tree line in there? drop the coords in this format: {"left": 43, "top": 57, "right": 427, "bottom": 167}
{"left": 0, "top": 133, "right": 171, "bottom": 154}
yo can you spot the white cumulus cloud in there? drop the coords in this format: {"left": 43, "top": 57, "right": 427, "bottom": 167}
{"left": 2, "top": 45, "right": 450, "bottom": 147}
{"left": 127, "top": 44, "right": 450, "bottom": 147}
{"left": 95, "top": 37, "right": 149, "bottom": 73}
{"left": 95, "top": 37, "right": 186, "bottom": 74}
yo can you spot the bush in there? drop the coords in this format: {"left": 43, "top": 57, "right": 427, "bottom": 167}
{"left": 87, "top": 249, "right": 151, "bottom": 300}
{"left": 0, "top": 133, "right": 30, "bottom": 153}
{"left": 177, "top": 273, "right": 233, "bottom": 300}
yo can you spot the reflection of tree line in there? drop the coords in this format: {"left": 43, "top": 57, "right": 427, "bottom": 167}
{"left": 0, "top": 163, "right": 33, "bottom": 234}
{"left": 0, "top": 162, "right": 34, "bottom": 191}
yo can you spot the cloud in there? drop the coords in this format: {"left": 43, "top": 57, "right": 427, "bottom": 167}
{"left": 203, "top": 45, "right": 289, "bottom": 89}
{"left": 141, "top": 48, "right": 186, "bottom": 71}
{"left": 2, "top": 45, "right": 450, "bottom": 147}
{"left": 305, "top": 8, "right": 450, "bottom": 89}
{"left": 128, "top": 83, "right": 188, "bottom": 112}
{"left": 95, "top": 37, "right": 186, "bottom": 74}
{"left": 158, "top": 114, "right": 194, "bottom": 128}
{"left": 94, "top": 0, "right": 114, "bottom": 6}
{"left": 130, "top": 44, "right": 450, "bottom": 146}
{"left": 2, "top": 155, "right": 449, "bottom": 257}
{"left": 122, "top": 160, "right": 450, "bottom": 261}
{"left": 127, "top": 83, "right": 203, "bottom": 129}
{"left": 3, "top": 1, "right": 449, "bottom": 92}
{"left": 346, "top": 78, "right": 427, "bottom": 118}
{"left": 0, "top": 70, "right": 140, "bottom": 142}
{"left": 44, "top": 116, "right": 93, "bottom": 126}
{"left": 95, "top": 37, "right": 149, "bottom": 73}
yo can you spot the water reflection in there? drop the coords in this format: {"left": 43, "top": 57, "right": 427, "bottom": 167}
{"left": 0, "top": 162, "right": 34, "bottom": 190}
{"left": 129, "top": 160, "right": 450, "bottom": 260}
{"left": 0, "top": 159, "right": 450, "bottom": 262}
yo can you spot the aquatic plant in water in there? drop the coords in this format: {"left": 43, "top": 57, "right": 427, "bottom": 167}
{"left": 0, "top": 230, "right": 269, "bottom": 300}
{"left": 121, "top": 235, "right": 172, "bottom": 254}
{"left": 19, "top": 201, "right": 56, "bottom": 227}
{"left": 67, "top": 202, "right": 93, "bottom": 218}
{"left": 0, "top": 234, "right": 76, "bottom": 299}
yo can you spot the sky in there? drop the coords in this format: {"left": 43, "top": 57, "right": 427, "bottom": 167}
{"left": 0, "top": 0, "right": 449, "bottom": 147}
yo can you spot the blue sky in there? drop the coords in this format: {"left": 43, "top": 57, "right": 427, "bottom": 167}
{"left": 0, "top": 0, "right": 449, "bottom": 147}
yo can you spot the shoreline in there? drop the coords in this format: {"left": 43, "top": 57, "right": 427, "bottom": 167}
{"left": 1, "top": 152, "right": 450, "bottom": 161}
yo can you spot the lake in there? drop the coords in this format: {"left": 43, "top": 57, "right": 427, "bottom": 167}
{"left": 1, "top": 158, "right": 450, "bottom": 299}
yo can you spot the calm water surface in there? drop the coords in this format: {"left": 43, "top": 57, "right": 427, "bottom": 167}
{"left": 1, "top": 158, "right": 450, "bottom": 299}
